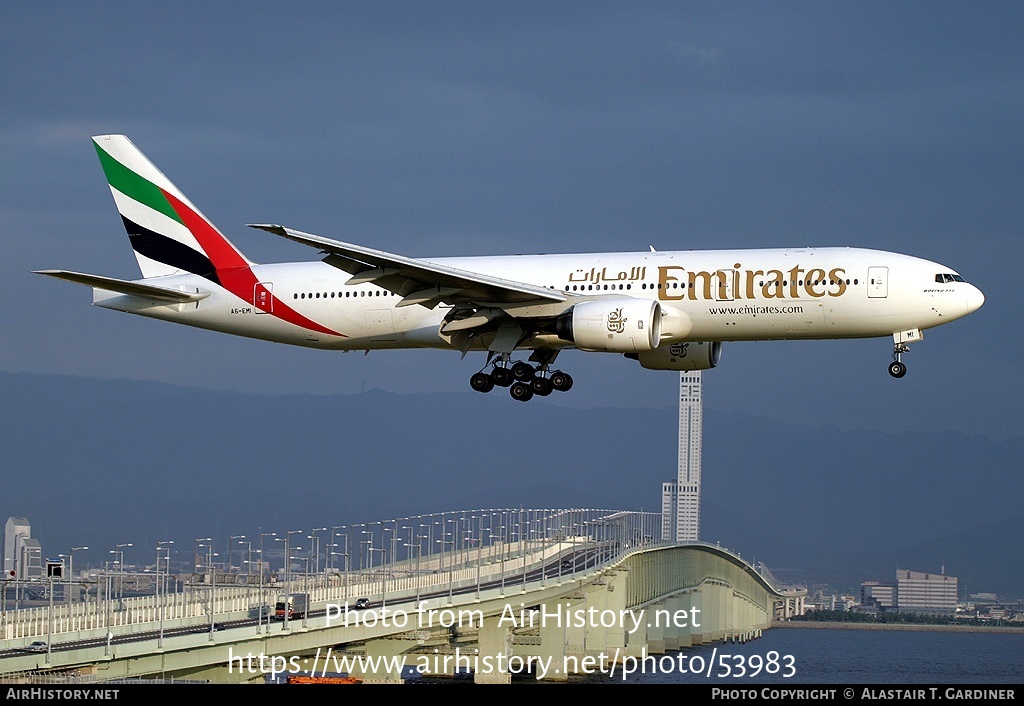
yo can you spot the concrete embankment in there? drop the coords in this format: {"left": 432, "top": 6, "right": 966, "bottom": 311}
{"left": 773, "top": 620, "right": 1023, "bottom": 634}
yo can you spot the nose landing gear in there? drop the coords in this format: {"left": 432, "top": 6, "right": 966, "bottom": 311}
{"left": 888, "top": 342, "right": 909, "bottom": 378}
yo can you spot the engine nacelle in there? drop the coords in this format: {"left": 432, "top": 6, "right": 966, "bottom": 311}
{"left": 627, "top": 341, "right": 723, "bottom": 371}
{"left": 559, "top": 298, "right": 662, "bottom": 353}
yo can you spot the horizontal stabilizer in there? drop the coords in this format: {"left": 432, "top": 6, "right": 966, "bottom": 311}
{"left": 34, "top": 270, "right": 210, "bottom": 303}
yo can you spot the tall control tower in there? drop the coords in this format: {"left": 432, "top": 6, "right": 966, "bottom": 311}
{"left": 661, "top": 371, "right": 703, "bottom": 542}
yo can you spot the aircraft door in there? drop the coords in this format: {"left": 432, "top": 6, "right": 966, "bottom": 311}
{"left": 254, "top": 282, "right": 274, "bottom": 313}
{"left": 867, "top": 267, "right": 888, "bottom": 298}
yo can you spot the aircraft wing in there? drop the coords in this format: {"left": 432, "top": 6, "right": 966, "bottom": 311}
{"left": 34, "top": 270, "right": 210, "bottom": 303}
{"left": 248, "top": 224, "right": 567, "bottom": 309}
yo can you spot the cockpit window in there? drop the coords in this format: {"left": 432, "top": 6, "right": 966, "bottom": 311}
{"left": 935, "top": 273, "right": 966, "bottom": 284}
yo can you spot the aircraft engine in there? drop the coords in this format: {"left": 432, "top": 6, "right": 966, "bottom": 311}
{"left": 557, "top": 298, "right": 662, "bottom": 353}
{"left": 625, "top": 341, "right": 723, "bottom": 370}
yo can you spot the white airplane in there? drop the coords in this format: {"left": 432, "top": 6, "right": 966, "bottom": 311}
{"left": 38, "top": 135, "right": 985, "bottom": 401}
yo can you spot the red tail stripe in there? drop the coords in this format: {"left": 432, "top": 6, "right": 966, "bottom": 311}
{"left": 161, "top": 189, "right": 249, "bottom": 271}
{"left": 162, "top": 189, "right": 345, "bottom": 338}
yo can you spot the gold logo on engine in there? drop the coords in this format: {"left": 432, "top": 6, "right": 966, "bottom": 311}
{"left": 607, "top": 308, "right": 627, "bottom": 333}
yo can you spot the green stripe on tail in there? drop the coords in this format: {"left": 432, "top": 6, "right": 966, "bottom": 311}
{"left": 93, "top": 142, "right": 183, "bottom": 225}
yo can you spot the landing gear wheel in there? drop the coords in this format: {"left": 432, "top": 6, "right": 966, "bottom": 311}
{"left": 549, "top": 371, "right": 574, "bottom": 392}
{"left": 492, "top": 367, "right": 513, "bottom": 387}
{"left": 531, "top": 377, "right": 553, "bottom": 396}
{"left": 510, "top": 361, "right": 535, "bottom": 381}
{"left": 888, "top": 361, "right": 907, "bottom": 379}
{"left": 470, "top": 372, "right": 494, "bottom": 393}
{"left": 510, "top": 381, "right": 534, "bottom": 402}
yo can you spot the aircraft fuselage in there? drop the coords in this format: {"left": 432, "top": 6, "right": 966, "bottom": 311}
{"left": 93, "top": 246, "right": 983, "bottom": 351}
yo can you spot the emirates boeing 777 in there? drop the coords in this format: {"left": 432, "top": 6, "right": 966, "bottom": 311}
{"left": 38, "top": 135, "right": 984, "bottom": 401}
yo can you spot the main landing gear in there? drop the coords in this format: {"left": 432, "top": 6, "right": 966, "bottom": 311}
{"left": 888, "top": 342, "right": 909, "bottom": 379}
{"left": 469, "top": 354, "right": 574, "bottom": 401}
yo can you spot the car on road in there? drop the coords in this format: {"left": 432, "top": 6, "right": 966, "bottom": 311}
{"left": 24, "top": 641, "right": 47, "bottom": 653}
{"left": 353, "top": 597, "right": 370, "bottom": 610}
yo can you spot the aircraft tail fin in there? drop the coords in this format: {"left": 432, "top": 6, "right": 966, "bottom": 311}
{"left": 92, "top": 134, "right": 253, "bottom": 282}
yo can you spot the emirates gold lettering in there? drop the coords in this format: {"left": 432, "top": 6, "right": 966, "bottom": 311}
{"left": 658, "top": 265, "right": 686, "bottom": 301}
{"left": 650, "top": 264, "right": 847, "bottom": 302}
{"left": 805, "top": 268, "right": 826, "bottom": 297}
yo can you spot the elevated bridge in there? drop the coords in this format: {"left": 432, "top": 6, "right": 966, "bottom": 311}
{"left": 0, "top": 509, "right": 792, "bottom": 683}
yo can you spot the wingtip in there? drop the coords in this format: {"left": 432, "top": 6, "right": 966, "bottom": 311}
{"left": 247, "top": 223, "right": 287, "bottom": 236}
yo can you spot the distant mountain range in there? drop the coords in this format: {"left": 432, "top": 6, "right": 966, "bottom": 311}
{"left": 1, "top": 371, "right": 1020, "bottom": 597}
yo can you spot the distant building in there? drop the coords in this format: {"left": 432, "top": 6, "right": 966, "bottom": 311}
{"left": 4, "top": 517, "right": 43, "bottom": 580}
{"left": 661, "top": 372, "right": 703, "bottom": 542}
{"left": 660, "top": 481, "right": 678, "bottom": 541}
{"left": 861, "top": 581, "right": 896, "bottom": 611}
{"left": 833, "top": 595, "right": 857, "bottom": 611}
{"left": 896, "top": 568, "right": 958, "bottom": 616}
{"left": 857, "top": 569, "right": 958, "bottom": 616}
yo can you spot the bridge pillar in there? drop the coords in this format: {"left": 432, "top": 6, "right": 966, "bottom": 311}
{"left": 645, "top": 590, "right": 698, "bottom": 653}
{"left": 700, "top": 582, "right": 728, "bottom": 642}
{"left": 645, "top": 599, "right": 669, "bottom": 654}
{"left": 624, "top": 605, "right": 649, "bottom": 659}
{"left": 533, "top": 598, "right": 569, "bottom": 681}
{"left": 350, "top": 638, "right": 416, "bottom": 683}
{"left": 578, "top": 572, "right": 628, "bottom": 659}
{"left": 667, "top": 591, "right": 696, "bottom": 650}
{"left": 563, "top": 597, "right": 587, "bottom": 660}
{"left": 663, "top": 594, "right": 684, "bottom": 652}
{"left": 720, "top": 584, "right": 733, "bottom": 640}
{"left": 475, "top": 614, "right": 512, "bottom": 684}
{"left": 677, "top": 590, "right": 695, "bottom": 648}
{"left": 602, "top": 566, "right": 649, "bottom": 662}
{"left": 688, "top": 589, "right": 705, "bottom": 645}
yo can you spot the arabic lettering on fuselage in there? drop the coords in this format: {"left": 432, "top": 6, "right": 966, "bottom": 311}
{"left": 565, "top": 264, "right": 849, "bottom": 301}
{"left": 568, "top": 266, "right": 647, "bottom": 284}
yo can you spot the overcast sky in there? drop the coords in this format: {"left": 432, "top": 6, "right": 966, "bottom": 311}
{"left": 3, "top": 1, "right": 1021, "bottom": 439}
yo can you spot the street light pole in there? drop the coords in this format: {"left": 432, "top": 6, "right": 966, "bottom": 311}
{"left": 156, "top": 541, "right": 173, "bottom": 649}
{"left": 339, "top": 532, "right": 350, "bottom": 605}
{"left": 68, "top": 546, "right": 88, "bottom": 605}
{"left": 228, "top": 535, "right": 246, "bottom": 575}
{"left": 404, "top": 538, "right": 423, "bottom": 603}
{"left": 368, "top": 547, "right": 386, "bottom": 609}
{"left": 310, "top": 527, "right": 326, "bottom": 578}
{"left": 114, "top": 543, "right": 132, "bottom": 601}
{"left": 204, "top": 545, "right": 218, "bottom": 641}
{"left": 281, "top": 530, "right": 302, "bottom": 631}
{"left": 439, "top": 524, "right": 455, "bottom": 604}
{"left": 238, "top": 541, "right": 252, "bottom": 582}
{"left": 46, "top": 571, "right": 53, "bottom": 664}
{"left": 247, "top": 550, "right": 264, "bottom": 635}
